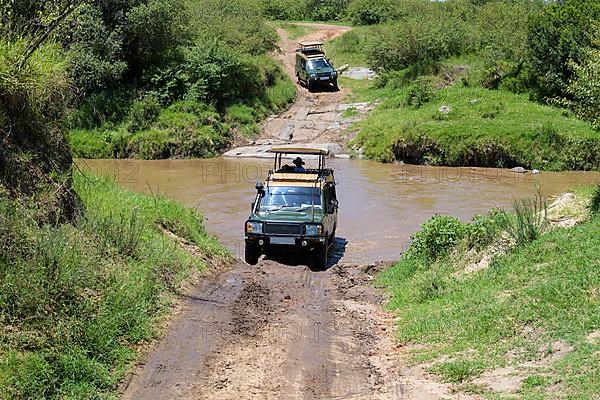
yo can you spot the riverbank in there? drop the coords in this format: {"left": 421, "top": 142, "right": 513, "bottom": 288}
{"left": 377, "top": 185, "right": 600, "bottom": 398}
{"left": 0, "top": 172, "right": 229, "bottom": 399}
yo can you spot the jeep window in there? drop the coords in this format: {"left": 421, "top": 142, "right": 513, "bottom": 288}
{"left": 259, "top": 187, "right": 322, "bottom": 211}
{"left": 307, "top": 59, "right": 331, "bottom": 70}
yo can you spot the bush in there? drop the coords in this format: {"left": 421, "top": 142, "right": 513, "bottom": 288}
{"left": 465, "top": 211, "right": 503, "bottom": 250}
{"left": 261, "top": 0, "right": 311, "bottom": 20}
{"left": 405, "top": 77, "right": 435, "bottom": 109}
{"left": 590, "top": 185, "right": 600, "bottom": 215}
{"left": 409, "top": 215, "right": 466, "bottom": 261}
{"left": 312, "top": 0, "right": 349, "bottom": 21}
{"left": 366, "top": 15, "right": 471, "bottom": 72}
{"left": 496, "top": 190, "right": 548, "bottom": 246}
{"left": 347, "top": 0, "right": 396, "bottom": 25}
{"left": 528, "top": 0, "right": 600, "bottom": 99}
{"left": 565, "top": 45, "right": 600, "bottom": 129}
{"left": 127, "top": 95, "right": 161, "bottom": 132}
{"left": 0, "top": 39, "right": 78, "bottom": 223}
{"left": 128, "top": 129, "right": 171, "bottom": 159}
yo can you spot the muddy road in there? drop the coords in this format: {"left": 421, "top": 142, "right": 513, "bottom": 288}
{"left": 121, "top": 262, "right": 413, "bottom": 400}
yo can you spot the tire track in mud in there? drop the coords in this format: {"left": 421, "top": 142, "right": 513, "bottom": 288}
{"left": 122, "top": 259, "right": 407, "bottom": 400}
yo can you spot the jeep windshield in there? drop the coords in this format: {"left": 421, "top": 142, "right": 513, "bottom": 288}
{"left": 307, "top": 58, "right": 332, "bottom": 71}
{"left": 259, "top": 186, "right": 322, "bottom": 212}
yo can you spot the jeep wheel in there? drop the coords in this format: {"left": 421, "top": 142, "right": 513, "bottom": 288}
{"left": 307, "top": 81, "right": 313, "bottom": 92}
{"left": 312, "top": 239, "right": 328, "bottom": 270}
{"left": 244, "top": 243, "right": 260, "bottom": 265}
{"left": 332, "top": 78, "right": 339, "bottom": 91}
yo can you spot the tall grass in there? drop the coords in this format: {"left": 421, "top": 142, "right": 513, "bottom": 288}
{"left": 496, "top": 190, "right": 549, "bottom": 246}
{"left": 0, "top": 172, "right": 228, "bottom": 399}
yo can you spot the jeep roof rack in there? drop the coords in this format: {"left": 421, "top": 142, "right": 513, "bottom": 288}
{"left": 268, "top": 146, "right": 329, "bottom": 155}
{"left": 298, "top": 41, "right": 324, "bottom": 52}
{"left": 268, "top": 146, "right": 331, "bottom": 177}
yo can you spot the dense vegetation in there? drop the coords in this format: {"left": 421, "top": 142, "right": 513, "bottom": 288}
{"left": 0, "top": 0, "right": 295, "bottom": 159}
{"left": 1, "top": 4, "right": 228, "bottom": 398}
{"left": 378, "top": 186, "right": 600, "bottom": 397}
{"left": 325, "top": 0, "right": 600, "bottom": 170}
{"left": 0, "top": 173, "right": 227, "bottom": 399}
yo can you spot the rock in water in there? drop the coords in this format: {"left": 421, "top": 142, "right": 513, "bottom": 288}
{"left": 511, "top": 167, "right": 527, "bottom": 173}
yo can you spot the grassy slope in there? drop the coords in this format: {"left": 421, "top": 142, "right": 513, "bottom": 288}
{"left": 377, "top": 190, "right": 600, "bottom": 398}
{"left": 327, "top": 28, "right": 600, "bottom": 171}
{"left": 0, "top": 172, "right": 228, "bottom": 399}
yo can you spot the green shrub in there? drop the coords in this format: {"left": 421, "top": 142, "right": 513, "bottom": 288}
{"left": 405, "top": 77, "right": 435, "bottom": 108}
{"left": 528, "top": 0, "right": 600, "bottom": 99}
{"left": 590, "top": 185, "right": 600, "bottom": 215}
{"left": 347, "top": 0, "right": 396, "bottom": 25}
{"left": 565, "top": 44, "right": 600, "bottom": 129}
{"left": 465, "top": 211, "right": 502, "bottom": 250}
{"left": 408, "top": 215, "right": 466, "bottom": 261}
{"left": 312, "top": 0, "right": 349, "bottom": 21}
{"left": 128, "top": 129, "right": 171, "bottom": 159}
{"left": 365, "top": 11, "right": 472, "bottom": 72}
{"left": 127, "top": 95, "right": 161, "bottom": 132}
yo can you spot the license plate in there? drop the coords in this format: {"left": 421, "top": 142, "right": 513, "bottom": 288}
{"left": 320, "top": 77, "right": 329, "bottom": 81}
{"left": 270, "top": 237, "right": 296, "bottom": 245}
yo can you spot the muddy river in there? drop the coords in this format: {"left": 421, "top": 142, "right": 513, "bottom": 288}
{"left": 78, "top": 158, "right": 600, "bottom": 264}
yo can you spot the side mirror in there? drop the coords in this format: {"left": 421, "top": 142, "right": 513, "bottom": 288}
{"left": 255, "top": 181, "right": 265, "bottom": 195}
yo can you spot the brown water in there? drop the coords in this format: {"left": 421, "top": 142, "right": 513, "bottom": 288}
{"left": 77, "top": 158, "right": 600, "bottom": 264}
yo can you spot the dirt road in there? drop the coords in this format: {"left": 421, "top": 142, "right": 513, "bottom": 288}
{"left": 224, "top": 23, "right": 370, "bottom": 158}
{"left": 121, "top": 25, "right": 476, "bottom": 400}
{"left": 122, "top": 261, "right": 410, "bottom": 400}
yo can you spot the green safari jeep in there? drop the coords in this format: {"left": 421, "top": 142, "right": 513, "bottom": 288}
{"left": 244, "top": 147, "right": 339, "bottom": 269}
{"left": 295, "top": 41, "right": 338, "bottom": 91}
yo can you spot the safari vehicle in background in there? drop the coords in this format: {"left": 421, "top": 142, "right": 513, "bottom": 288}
{"left": 295, "top": 41, "right": 338, "bottom": 91}
{"left": 244, "top": 147, "right": 338, "bottom": 269}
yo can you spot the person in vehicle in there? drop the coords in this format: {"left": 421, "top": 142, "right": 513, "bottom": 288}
{"left": 293, "top": 157, "right": 306, "bottom": 172}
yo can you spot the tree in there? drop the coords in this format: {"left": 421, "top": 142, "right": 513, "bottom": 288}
{"left": 528, "top": 0, "right": 600, "bottom": 100}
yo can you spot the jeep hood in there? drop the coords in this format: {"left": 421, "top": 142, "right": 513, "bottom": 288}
{"left": 250, "top": 210, "right": 324, "bottom": 223}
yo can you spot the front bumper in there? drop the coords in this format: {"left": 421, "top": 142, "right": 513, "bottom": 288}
{"left": 245, "top": 234, "right": 326, "bottom": 252}
{"left": 308, "top": 75, "right": 337, "bottom": 84}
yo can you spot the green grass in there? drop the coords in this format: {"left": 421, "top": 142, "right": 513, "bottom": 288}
{"left": 377, "top": 191, "right": 600, "bottom": 398}
{"left": 0, "top": 172, "right": 228, "bottom": 399}
{"left": 350, "top": 84, "right": 600, "bottom": 171}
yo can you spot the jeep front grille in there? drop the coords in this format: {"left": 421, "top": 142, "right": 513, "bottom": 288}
{"left": 264, "top": 223, "right": 302, "bottom": 235}
{"left": 317, "top": 72, "right": 330, "bottom": 77}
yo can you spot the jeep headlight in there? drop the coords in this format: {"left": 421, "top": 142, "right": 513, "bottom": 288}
{"left": 304, "top": 224, "right": 323, "bottom": 236}
{"left": 310, "top": 73, "right": 317, "bottom": 78}
{"left": 245, "top": 221, "right": 263, "bottom": 233}
{"left": 331, "top": 71, "right": 337, "bottom": 77}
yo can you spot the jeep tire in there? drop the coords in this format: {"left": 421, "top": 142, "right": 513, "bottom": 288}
{"left": 245, "top": 243, "right": 260, "bottom": 265}
{"left": 312, "top": 238, "right": 328, "bottom": 270}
